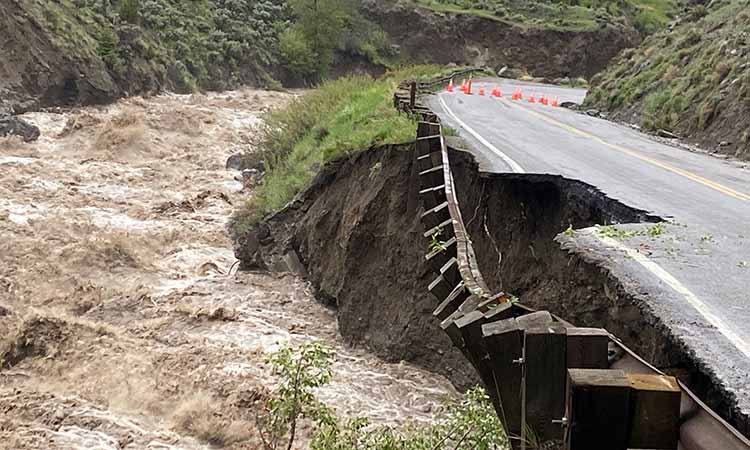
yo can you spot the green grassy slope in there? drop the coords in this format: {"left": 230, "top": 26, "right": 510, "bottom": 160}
{"left": 230, "top": 66, "right": 450, "bottom": 233}
{"left": 411, "top": 0, "right": 679, "bottom": 33}
{"left": 585, "top": 0, "right": 750, "bottom": 160}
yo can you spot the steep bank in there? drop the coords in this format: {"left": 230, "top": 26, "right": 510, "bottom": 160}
{"left": 235, "top": 143, "right": 480, "bottom": 389}
{"left": 584, "top": 0, "right": 750, "bottom": 160}
{"left": 364, "top": 0, "right": 641, "bottom": 79}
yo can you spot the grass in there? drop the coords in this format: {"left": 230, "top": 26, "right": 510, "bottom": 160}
{"left": 231, "top": 65, "right": 449, "bottom": 234}
{"left": 411, "top": 0, "right": 677, "bottom": 33}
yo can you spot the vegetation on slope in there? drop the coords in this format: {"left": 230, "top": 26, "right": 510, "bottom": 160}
{"left": 411, "top": 0, "right": 679, "bottom": 33}
{"left": 585, "top": 0, "right": 750, "bottom": 160}
{"left": 8, "top": 0, "right": 392, "bottom": 104}
{"left": 231, "top": 66, "right": 450, "bottom": 234}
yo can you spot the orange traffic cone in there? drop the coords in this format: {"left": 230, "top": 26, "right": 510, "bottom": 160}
{"left": 466, "top": 79, "right": 472, "bottom": 95}
{"left": 540, "top": 95, "right": 548, "bottom": 106}
{"left": 512, "top": 88, "right": 523, "bottom": 100}
{"left": 528, "top": 93, "right": 536, "bottom": 104}
{"left": 491, "top": 86, "right": 502, "bottom": 97}
{"left": 552, "top": 96, "right": 559, "bottom": 107}
{"left": 447, "top": 78, "right": 454, "bottom": 93}
{"left": 478, "top": 86, "right": 485, "bottom": 96}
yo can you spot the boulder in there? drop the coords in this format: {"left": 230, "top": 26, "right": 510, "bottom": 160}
{"left": 0, "top": 114, "right": 40, "bottom": 142}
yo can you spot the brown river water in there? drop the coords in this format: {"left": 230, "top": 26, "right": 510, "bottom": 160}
{"left": 0, "top": 89, "right": 458, "bottom": 449}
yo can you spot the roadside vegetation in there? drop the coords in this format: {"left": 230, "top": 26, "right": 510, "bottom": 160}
{"left": 584, "top": 0, "right": 750, "bottom": 160}
{"left": 231, "top": 65, "right": 453, "bottom": 234}
{"left": 411, "top": 0, "right": 678, "bottom": 33}
{"left": 258, "top": 341, "right": 508, "bottom": 450}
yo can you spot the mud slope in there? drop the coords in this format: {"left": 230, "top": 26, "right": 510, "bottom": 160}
{"left": 237, "top": 144, "right": 480, "bottom": 389}
{"left": 364, "top": 0, "right": 640, "bottom": 79}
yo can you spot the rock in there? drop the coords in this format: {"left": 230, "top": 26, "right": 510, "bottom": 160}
{"left": 226, "top": 153, "right": 243, "bottom": 170}
{"left": 657, "top": 129, "right": 678, "bottom": 139}
{"left": 251, "top": 159, "right": 266, "bottom": 173}
{"left": 720, "top": 141, "right": 731, "bottom": 147}
{"left": 0, "top": 114, "right": 40, "bottom": 142}
{"left": 560, "top": 101, "right": 579, "bottom": 110}
{"left": 233, "top": 228, "right": 267, "bottom": 270}
{"left": 242, "top": 168, "right": 263, "bottom": 189}
{"left": 585, "top": 109, "right": 601, "bottom": 117}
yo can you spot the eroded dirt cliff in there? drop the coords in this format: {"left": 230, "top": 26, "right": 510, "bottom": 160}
{"left": 364, "top": 0, "right": 641, "bottom": 79}
{"left": 236, "top": 143, "right": 481, "bottom": 390}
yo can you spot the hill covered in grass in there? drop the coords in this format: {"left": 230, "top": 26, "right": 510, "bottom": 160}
{"left": 0, "top": 0, "right": 392, "bottom": 113}
{"left": 584, "top": 0, "right": 750, "bottom": 160}
{"left": 409, "top": 0, "right": 679, "bottom": 34}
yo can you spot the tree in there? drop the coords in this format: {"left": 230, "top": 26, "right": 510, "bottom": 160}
{"left": 287, "top": 0, "right": 353, "bottom": 78}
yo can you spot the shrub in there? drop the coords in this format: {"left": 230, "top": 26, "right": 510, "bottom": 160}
{"left": 119, "top": 0, "right": 140, "bottom": 23}
{"left": 279, "top": 27, "right": 318, "bottom": 79}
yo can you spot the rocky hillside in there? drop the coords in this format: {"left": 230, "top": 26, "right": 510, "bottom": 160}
{"left": 584, "top": 0, "right": 750, "bottom": 160}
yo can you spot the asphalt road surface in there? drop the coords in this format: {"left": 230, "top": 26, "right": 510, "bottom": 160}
{"left": 429, "top": 77, "right": 750, "bottom": 418}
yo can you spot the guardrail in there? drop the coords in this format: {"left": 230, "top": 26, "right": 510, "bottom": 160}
{"left": 393, "top": 71, "right": 750, "bottom": 450}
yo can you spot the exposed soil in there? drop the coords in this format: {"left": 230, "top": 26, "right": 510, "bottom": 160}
{"left": 364, "top": 0, "right": 641, "bottom": 79}
{"left": 0, "top": 89, "right": 458, "bottom": 449}
{"left": 236, "top": 143, "right": 481, "bottom": 390}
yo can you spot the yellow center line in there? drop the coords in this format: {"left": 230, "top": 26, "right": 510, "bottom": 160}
{"left": 501, "top": 99, "right": 750, "bottom": 202}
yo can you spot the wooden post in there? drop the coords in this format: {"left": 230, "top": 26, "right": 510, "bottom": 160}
{"left": 566, "top": 328, "right": 609, "bottom": 369}
{"left": 627, "top": 373, "right": 681, "bottom": 450}
{"left": 524, "top": 324, "right": 567, "bottom": 442}
{"left": 566, "top": 369, "right": 631, "bottom": 450}
{"left": 409, "top": 81, "right": 417, "bottom": 109}
{"left": 482, "top": 318, "right": 524, "bottom": 443}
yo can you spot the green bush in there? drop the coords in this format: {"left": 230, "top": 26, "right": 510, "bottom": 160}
{"left": 279, "top": 27, "right": 318, "bottom": 79}
{"left": 119, "top": 0, "right": 140, "bottom": 23}
{"left": 259, "top": 341, "right": 508, "bottom": 450}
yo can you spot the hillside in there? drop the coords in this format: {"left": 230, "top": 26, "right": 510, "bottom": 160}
{"left": 0, "top": 0, "right": 391, "bottom": 113}
{"left": 584, "top": 0, "right": 750, "bottom": 160}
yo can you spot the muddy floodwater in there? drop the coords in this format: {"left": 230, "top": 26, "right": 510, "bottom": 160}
{"left": 0, "top": 89, "right": 458, "bottom": 449}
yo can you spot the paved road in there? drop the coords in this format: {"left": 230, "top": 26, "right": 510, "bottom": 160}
{"left": 429, "top": 77, "right": 750, "bottom": 417}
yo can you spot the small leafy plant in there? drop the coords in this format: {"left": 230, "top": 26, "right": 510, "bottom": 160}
{"left": 259, "top": 342, "right": 509, "bottom": 450}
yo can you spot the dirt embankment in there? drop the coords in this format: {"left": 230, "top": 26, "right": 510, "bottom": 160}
{"left": 364, "top": 0, "right": 641, "bottom": 79}
{"left": 0, "top": 1, "right": 159, "bottom": 113}
{"left": 236, "top": 143, "right": 480, "bottom": 390}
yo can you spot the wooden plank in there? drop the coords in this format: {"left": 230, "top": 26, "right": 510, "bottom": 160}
{"left": 566, "top": 369, "right": 630, "bottom": 450}
{"left": 627, "top": 373, "right": 681, "bottom": 450}
{"left": 524, "top": 324, "right": 567, "bottom": 442}
{"left": 482, "top": 318, "right": 524, "bottom": 442}
{"left": 483, "top": 301, "right": 513, "bottom": 321}
{"left": 516, "top": 310, "right": 554, "bottom": 329}
{"left": 432, "top": 283, "right": 469, "bottom": 321}
{"left": 566, "top": 328, "right": 609, "bottom": 369}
